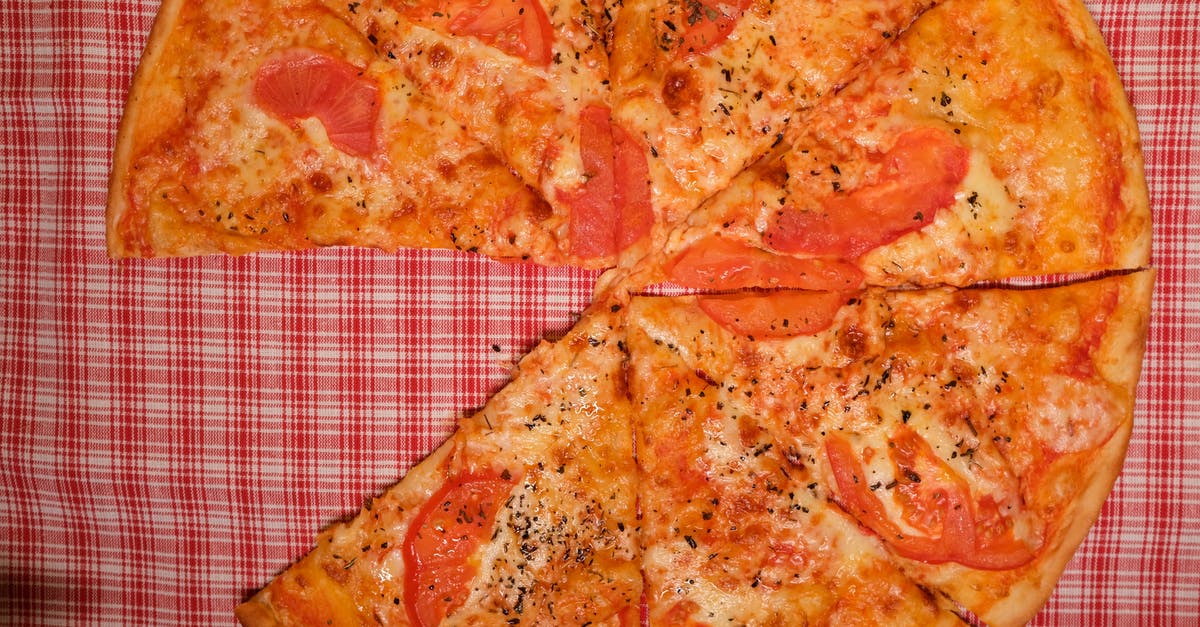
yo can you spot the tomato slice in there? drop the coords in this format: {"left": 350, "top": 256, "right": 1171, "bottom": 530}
{"left": 450, "top": 0, "right": 555, "bottom": 65}
{"left": 766, "top": 128, "right": 969, "bottom": 259}
{"left": 826, "top": 429, "right": 1037, "bottom": 570}
{"left": 667, "top": 236, "right": 865, "bottom": 291}
{"left": 562, "top": 105, "right": 618, "bottom": 258}
{"left": 696, "top": 290, "right": 852, "bottom": 338}
{"left": 253, "top": 49, "right": 380, "bottom": 157}
{"left": 562, "top": 106, "right": 655, "bottom": 258}
{"left": 887, "top": 428, "right": 978, "bottom": 559}
{"left": 403, "top": 470, "right": 517, "bottom": 627}
{"left": 676, "top": 0, "right": 752, "bottom": 56}
{"left": 612, "top": 122, "right": 654, "bottom": 250}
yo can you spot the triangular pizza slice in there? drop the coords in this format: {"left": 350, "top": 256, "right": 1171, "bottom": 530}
{"left": 623, "top": 269, "right": 1152, "bottom": 626}
{"left": 625, "top": 300, "right": 965, "bottom": 625}
{"left": 607, "top": 0, "right": 940, "bottom": 250}
{"left": 637, "top": 0, "right": 1150, "bottom": 290}
{"left": 108, "top": 0, "right": 604, "bottom": 266}
{"left": 320, "top": 0, "right": 655, "bottom": 262}
{"left": 234, "top": 303, "right": 640, "bottom": 625}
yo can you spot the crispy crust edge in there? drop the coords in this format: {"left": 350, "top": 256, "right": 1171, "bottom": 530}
{"left": 106, "top": 0, "right": 186, "bottom": 258}
{"left": 977, "top": 269, "right": 1154, "bottom": 627}
{"left": 1057, "top": 0, "right": 1154, "bottom": 270}
{"left": 233, "top": 438, "right": 457, "bottom": 626}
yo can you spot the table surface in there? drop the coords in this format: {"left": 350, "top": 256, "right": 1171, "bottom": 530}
{"left": 2, "top": 0, "right": 1197, "bottom": 624}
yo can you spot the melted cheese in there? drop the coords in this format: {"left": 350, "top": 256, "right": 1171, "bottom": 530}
{"left": 624, "top": 271, "right": 1148, "bottom": 625}
{"left": 112, "top": 0, "right": 577, "bottom": 264}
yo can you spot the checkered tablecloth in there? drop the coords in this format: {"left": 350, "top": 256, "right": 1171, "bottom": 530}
{"left": 1, "top": 0, "right": 1196, "bottom": 624}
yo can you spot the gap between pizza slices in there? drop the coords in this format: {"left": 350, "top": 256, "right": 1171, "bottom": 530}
{"left": 104, "top": 0, "right": 1155, "bottom": 623}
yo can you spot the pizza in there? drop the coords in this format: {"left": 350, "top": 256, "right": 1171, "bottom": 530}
{"left": 105, "top": 0, "right": 1156, "bottom": 622}
{"left": 321, "top": 0, "right": 656, "bottom": 260}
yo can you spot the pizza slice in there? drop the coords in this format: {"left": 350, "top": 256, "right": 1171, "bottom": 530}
{"left": 108, "top": 0, "right": 604, "bottom": 265}
{"left": 607, "top": 0, "right": 939, "bottom": 248}
{"left": 625, "top": 304, "right": 965, "bottom": 625}
{"left": 324, "top": 0, "right": 654, "bottom": 262}
{"left": 623, "top": 270, "right": 1152, "bottom": 625}
{"left": 640, "top": 0, "right": 1151, "bottom": 289}
{"left": 234, "top": 303, "right": 640, "bottom": 625}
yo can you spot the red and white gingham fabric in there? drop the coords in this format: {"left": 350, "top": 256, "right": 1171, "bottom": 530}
{"left": 0, "top": 0, "right": 1196, "bottom": 624}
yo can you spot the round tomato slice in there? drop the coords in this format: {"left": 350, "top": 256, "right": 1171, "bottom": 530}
{"left": 253, "top": 49, "right": 380, "bottom": 157}
{"left": 766, "top": 127, "right": 969, "bottom": 259}
{"left": 826, "top": 430, "right": 1038, "bottom": 570}
{"left": 403, "top": 469, "right": 517, "bottom": 627}
{"left": 696, "top": 290, "right": 852, "bottom": 338}
{"left": 449, "top": 0, "right": 555, "bottom": 65}
{"left": 668, "top": 236, "right": 864, "bottom": 291}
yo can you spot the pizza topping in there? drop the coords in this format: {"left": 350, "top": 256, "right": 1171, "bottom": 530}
{"left": 448, "top": 0, "right": 555, "bottom": 65}
{"left": 612, "top": 122, "right": 654, "bottom": 250}
{"left": 564, "top": 105, "right": 618, "bottom": 258}
{"left": 766, "top": 128, "right": 969, "bottom": 259}
{"left": 403, "top": 469, "right": 518, "bottom": 626}
{"left": 253, "top": 49, "right": 380, "bottom": 157}
{"left": 676, "top": 0, "right": 752, "bottom": 56}
{"left": 697, "top": 290, "right": 853, "bottom": 338}
{"left": 826, "top": 429, "right": 1038, "bottom": 570}
{"left": 668, "top": 236, "right": 865, "bottom": 291}
{"left": 563, "top": 106, "right": 652, "bottom": 258}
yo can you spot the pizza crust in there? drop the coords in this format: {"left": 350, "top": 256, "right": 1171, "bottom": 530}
{"left": 976, "top": 269, "right": 1152, "bottom": 627}
{"left": 235, "top": 302, "right": 642, "bottom": 625}
{"left": 106, "top": 0, "right": 185, "bottom": 257}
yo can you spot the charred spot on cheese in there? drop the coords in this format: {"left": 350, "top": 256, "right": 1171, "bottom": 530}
{"left": 307, "top": 172, "right": 332, "bottom": 193}
{"left": 427, "top": 43, "right": 454, "bottom": 69}
{"left": 839, "top": 326, "right": 867, "bottom": 359}
{"left": 435, "top": 158, "right": 457, "bottom": 179}
{"left": 760, "top": 157, "right": 790, "bottom": 189}
{"left": 527, "top": 194, "right": 554, "bottom": 222}
{"left": 662, "top": 68, "right": 702, "bottom": 114}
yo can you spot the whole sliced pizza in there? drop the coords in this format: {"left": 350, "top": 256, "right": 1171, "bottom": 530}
{"left": 107, "top": 0, "right": 1154, "bottom": 623}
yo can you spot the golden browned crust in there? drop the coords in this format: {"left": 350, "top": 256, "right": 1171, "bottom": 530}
{"left": 236, "top": 304, "right": 641, "bottom": 626}
{"left": 106, "top": 0, "right": 185, "bottom": 257}
{"left": 976, "top": 270, "right": 1153, "bottom": 627}
{"left": 1050, "top": 0, "right": 1153, "bottom": 271}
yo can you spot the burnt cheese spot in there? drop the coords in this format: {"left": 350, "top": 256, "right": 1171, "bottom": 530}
{"left": 760, "top": 158, "right": 790, "bottom": 189}
{"left": 428, "top": 43, "right": 454, "bottom": 69}
{"left": 436, "top": 159, "right": 457, "bottom": 179}
{"left": 527, "top": 195, "right": 554, "bottom": 222}
{"left": 308, "top": 172, "right": 332, "bottom": 193}
{"left": 839, "top": 326, "right": 867, "bottom": 360}
{"left": 662, "top": 68, "right": 702, "bottom": 114}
